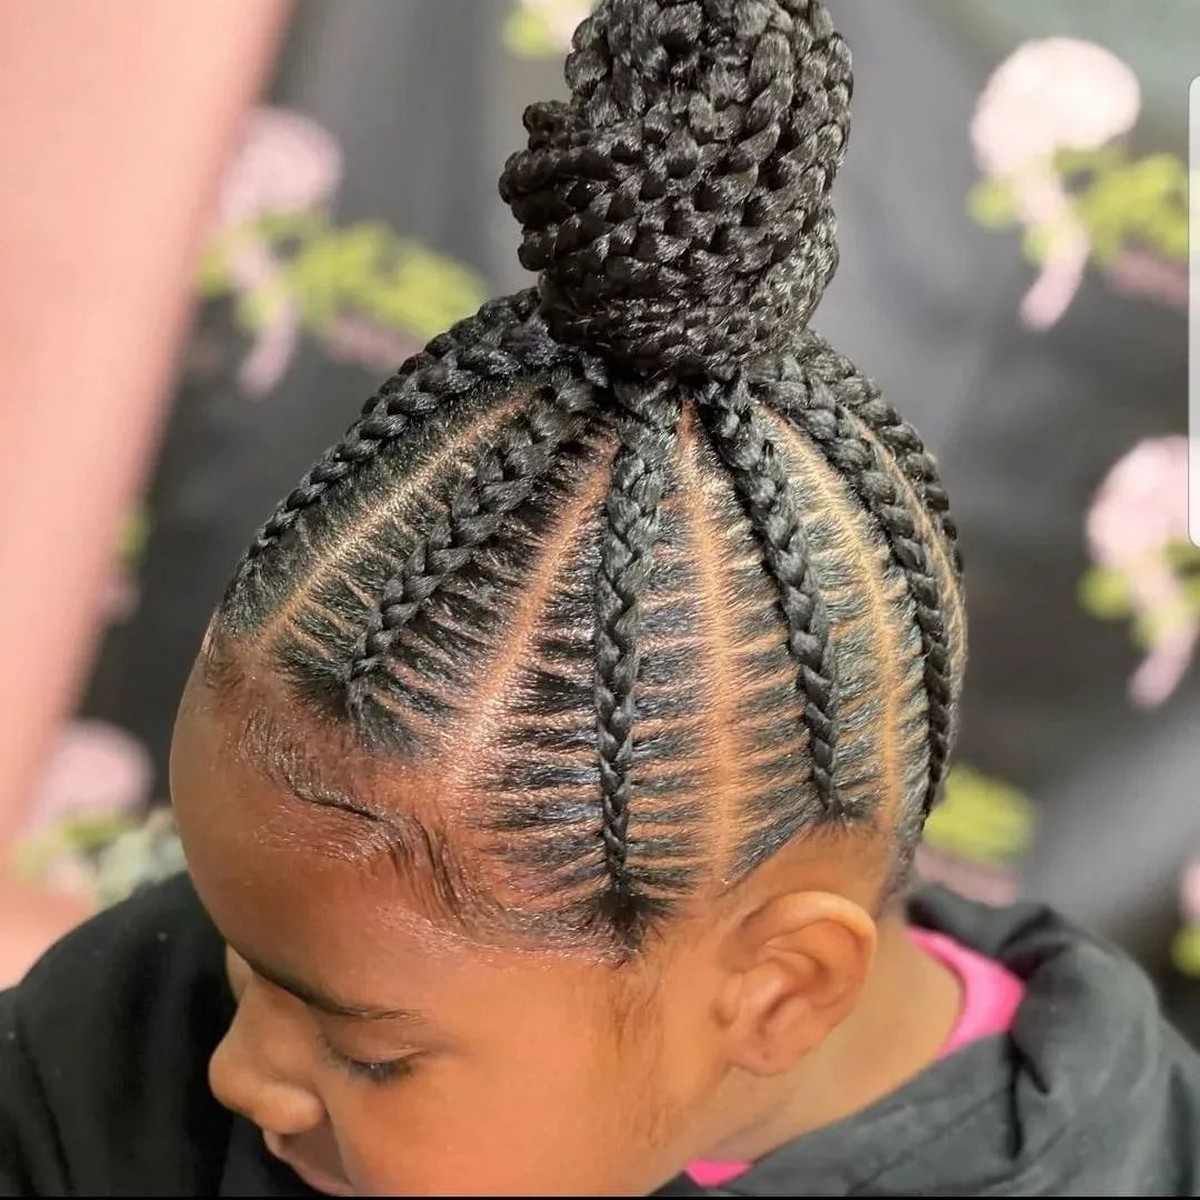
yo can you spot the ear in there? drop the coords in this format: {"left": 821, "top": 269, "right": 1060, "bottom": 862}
{"left": 714, "top": 891, "right": 876, "bottom": 1077}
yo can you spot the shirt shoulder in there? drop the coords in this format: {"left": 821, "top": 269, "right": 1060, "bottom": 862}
{"left": 0, "top": 874, "right": 232, "bottom": 1196}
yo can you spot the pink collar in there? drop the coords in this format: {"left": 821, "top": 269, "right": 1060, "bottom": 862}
{"left": 686, "top": 925, "right": 1025, "bottom": 1189}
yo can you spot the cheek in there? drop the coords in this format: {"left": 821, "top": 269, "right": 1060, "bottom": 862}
{"left": 329, "top": 1008, "right": 683, "bottom": 1195}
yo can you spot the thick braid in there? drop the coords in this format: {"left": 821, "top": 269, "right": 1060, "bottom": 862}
{"left": 238, "top": 292, "right": 560, "bottom": 573}
{"left": 346, "top": 378, "right": 594, "bottom": 720}
{"left": 768, "top": 376, "right": 954, "bottom": 809}
{"left": 699, "top": 377, "right": 839, "bottom": 808}
{"left": 594, "top": 379, "right": 681, "bottom": 937}
{"left": 501, "top": 0, "right": 851, "bottom": 377}
{"left": 790, "top": 339, "right": 962, "bottom": 572}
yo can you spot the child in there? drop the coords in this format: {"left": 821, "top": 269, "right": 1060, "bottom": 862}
{"left": 4, "top": 1, "right": 1199, "bottom": 1194}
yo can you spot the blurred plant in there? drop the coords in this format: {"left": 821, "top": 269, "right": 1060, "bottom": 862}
{"left": 916, "top": 765, "right": 1036, "bottom": 906}
{"left": 924, "top": 765, "right": 1035, "bottom": 866}
{"left": 504, "top": 0, "right": 591, "bottom": 57}
{"left": 968, "top": 38, "right": 1186, "bottom": 328}
{"left": 15, "top": 507, "right": 158, "bottom": 912}
{"left": 15, "top": 809, "right": 140, "bottom": 894}
{"left": 201, "top": 212, "right": 485, "bottom": 358}
{"left": 1173, "top": 861, "right": 1200, "bottom": 978}
{"left": 1081, "top": 436, "right": 1197, "bottom": 708}
{"left": 199, "top": 107, "right": 486, "bottom": 394}
{"left": 202, "top": 106, "right": 341, "bottom": 394}
{"left": 90, "top": 809, "right": 188, "bottom": 909}
{"left": 103, "top": 508, "right": 151, "bottom": 624}
{"left": 15, "top": 808, "right": 186, "bottom": 912}
{"left": 13, "top": 720, "right": 154, "bottom": 901}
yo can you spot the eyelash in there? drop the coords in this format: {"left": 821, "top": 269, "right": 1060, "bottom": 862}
{"left": 319, "top": 1033, "right": 418, "bottom": 1086}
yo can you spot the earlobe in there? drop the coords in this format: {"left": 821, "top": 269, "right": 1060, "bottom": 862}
{"left": 720, "top": 892, "right": 876, "bottom": 1078}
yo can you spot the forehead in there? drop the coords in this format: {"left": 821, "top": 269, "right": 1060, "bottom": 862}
{"left": 169, "top": 670, "right": 631, "bottom": 1025}
{"left": 173, "top": 668, "right": 472, "bottom": 951}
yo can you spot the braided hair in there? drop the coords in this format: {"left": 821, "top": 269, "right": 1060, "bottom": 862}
{"left": 215, "top": 0, "right": 966, "bottom": 951}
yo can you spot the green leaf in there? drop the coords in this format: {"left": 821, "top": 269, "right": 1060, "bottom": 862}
{"left": 1165, "top": 541, "right": 1200, "bottom": 572}
{"left": 116, "top": 510, "right": 150, "bottom": 566}
{"left": 93, "top": 818, "right": 188, "bottom": 909}
{"left": 1172, "top": 925, "right": 1200, "bottom": 977}
{"left": 235, "top": 281, "right": 291, "bottom": 333}
{"left": 1021, "top": 223, "right": 1060, "bottom": 266}
{"left": 1079, "top": 567, "right": 1133, "bottom": 619}
{"left": 967, "top": 179, "right": 1019, "bottom": 229}
{"left": 200, "top": 205, "right": 486, "bottom": 347}
{"left": 923, "top": 765, "right": 1035, "bottom": 866}
{"left": 1132, "top": 608, "right": 1160, "bottom": 649}
{"left": 502, "top": 6, "right": 564, "bottom": 57}
{"left": 1053, "top": 145, "right": 1120, "bottom": 182}
{"left": 362, "top": 240, "right": 486, "bottom": 339}
{"left": 253, "top": 209, "right": 324, "bottom": 244}
{"left": 1073, "top": 152, "right": 1188, "bottom": 267}
{"left": 13, "top": 810, "right": 140, "bottom": 882}
{"left": 196, "top": 242, "right": 233, "bottom": 296}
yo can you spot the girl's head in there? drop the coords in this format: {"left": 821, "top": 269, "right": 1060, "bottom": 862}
{"left": 171, "top": 0, "right": 965, "bottom": 1193}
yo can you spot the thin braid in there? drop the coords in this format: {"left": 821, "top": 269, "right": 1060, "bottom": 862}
{"left": 346, "top": 378, "right": 595, "bottom": 723}
{"left": 594, "top": 378, "right": 681, "bottom": 938}
{"left": 845, "top": 393, "right": 962, "bottom": 575}
{"left": 790, "top": 341, "right": 962, "bottom": 572}
{"left": 769, "top": 376, "right": 954, "bottom": 809}
{"left": 699, "top": 376, "right": 840, "bottom": 809}
{"left": 237, "top": 292, "right": 562, "bottom": 573}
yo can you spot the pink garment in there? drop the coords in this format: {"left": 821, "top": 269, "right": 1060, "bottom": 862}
{"left": 686, "top": 926, "right": 1026, "bottom": 1189}
{"left": 907, "top": 927, "right": 1025, "bottom": 1055}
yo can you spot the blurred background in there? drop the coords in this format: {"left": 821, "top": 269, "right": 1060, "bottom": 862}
{"left": 1, "top": 0, "right": 1197, "bottom": 1036}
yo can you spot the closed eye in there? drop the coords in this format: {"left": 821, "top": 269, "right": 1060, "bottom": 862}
{"left": 318, "top": 1030, "right": 419, "bottom": 1086}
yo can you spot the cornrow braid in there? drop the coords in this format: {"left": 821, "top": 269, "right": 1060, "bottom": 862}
{"left": 594, "top": 378, "right": 681, "bottom": 939}
{"left": 698, "top": 376, "right": 840, "bottom": 810}
{"left": 234, "top": 291, "right": 559, "bottom": 577}
{"left": 212, "top": 0, "right": 968, "bottom": 953}
{"left": 766, "top": 374, "right": 956, "bottom": 810}
{"left": 347, "top": 379, "right": 596, "bottom": 733}
{"left": 791, "top": 336, "right": 963, "bottom": 572}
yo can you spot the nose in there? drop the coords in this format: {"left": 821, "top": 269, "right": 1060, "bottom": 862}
{"left": 209, "top": 976, "right": 325, "bottom": 1138}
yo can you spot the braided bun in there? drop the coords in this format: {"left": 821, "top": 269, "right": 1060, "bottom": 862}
{"left": 500, "top": 0, "right": 852, "bottom": 378}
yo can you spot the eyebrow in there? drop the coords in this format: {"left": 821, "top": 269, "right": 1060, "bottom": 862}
{"left": 233, "top": 944, "right": 429, "bottom": 1024}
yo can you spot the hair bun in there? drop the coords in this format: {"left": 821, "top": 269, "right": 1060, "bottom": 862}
{"left": 499, "top": 0, "right": 852, "bottom": 377}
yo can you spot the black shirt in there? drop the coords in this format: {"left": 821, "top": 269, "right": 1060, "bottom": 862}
{"left": 4, "top": 874, "right": 1200, "bottom": 1196}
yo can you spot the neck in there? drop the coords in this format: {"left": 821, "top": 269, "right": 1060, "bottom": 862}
{"left": 704, "top": 915, "right": 962, "bottom": 1163}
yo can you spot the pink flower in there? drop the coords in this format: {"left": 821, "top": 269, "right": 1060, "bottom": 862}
{"left": 210, "top": 107, "right": 344, "bottom": 396}
{"left": 1182, "top": 860, "right": 1200, "bottom": 924}
{"left": 25, "top": 721, "right": 152, "bottom": 834}
{"left": 322, "top": 314, "right": 420, "bottom": 373}
{"left": 971, "top": 39, "right": 1140, "bottom": 330}
{"left": 214, "top": 107, "right": 342, "bottom": 231}
{"left": 1086, "top": 436, "right": 1195, "bottom": 707}
{"left": 1087, "top": 437, "right": 1189, "bottom": 561}
{"left": 972, "top": 39, "right": 1140, "bottom": 178}
{"left": 1106, "top": 248, "right": 1188, "bottom": 311}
